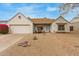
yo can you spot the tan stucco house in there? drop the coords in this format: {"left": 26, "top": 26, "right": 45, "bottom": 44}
{"left": 0, "top": 12, "right": 72, "bottom": 33}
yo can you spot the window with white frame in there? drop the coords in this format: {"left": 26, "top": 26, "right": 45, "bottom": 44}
{"left": 58, "top": 24, "right": 65, "bottom": 30}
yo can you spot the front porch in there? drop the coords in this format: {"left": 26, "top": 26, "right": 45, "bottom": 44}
{"left": 33, "top": 24, "right": 51, "bottom": 33}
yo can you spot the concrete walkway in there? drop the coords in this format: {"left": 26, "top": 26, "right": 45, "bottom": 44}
{"left": 0, "top": 34, "right": 24, "bottom": 52}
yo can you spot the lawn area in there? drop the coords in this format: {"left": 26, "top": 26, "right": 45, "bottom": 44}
{"left": 0, "top": 32, "right": 79, "bottom": 56}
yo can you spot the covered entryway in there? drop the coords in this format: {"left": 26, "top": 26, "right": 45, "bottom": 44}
{"left": 33, "top": 24, "right": 44, "bottom": 33}
{"left": 33, "top": 24, "right": 51, "bottom": 33}
{"left": 36, "top": 25, "right": 43, "bottom": 33}
{"left": 32, "top": 18, "right": 53, "bottom": 33}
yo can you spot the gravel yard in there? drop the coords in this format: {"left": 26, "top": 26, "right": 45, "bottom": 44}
{"left": 0, "top": 33, "right": 79, "bottom": 56}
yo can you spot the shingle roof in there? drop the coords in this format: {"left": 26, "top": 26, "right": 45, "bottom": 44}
{"left": 0, "top": 20, "right": 8, "bottom": 22}
{"left": 71, "top": 17, "right": 79, "bottom": 23}
{"left": 32, "top": 18, "right": 55, "bottom": 24}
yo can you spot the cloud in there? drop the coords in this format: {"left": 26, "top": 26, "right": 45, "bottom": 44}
{"left": 16, "top": 4, "right": 43, "bottom": 15}
{"left": 17, "top": 6, "right": 33, "bottom": 12}
{"left": 0, "top": 11, "right": 14, "bottom": 20}
{"left": 1, "top": 3, "right": 12, "bottom": 6}
{"left": 16, "top": 4, "right": 43, "bottom": 18}
{"left": 47, "top": 7, "right": 58, "bottom": 12}
{"left": 16, "top": 4, "right": 59, "bottom": 18}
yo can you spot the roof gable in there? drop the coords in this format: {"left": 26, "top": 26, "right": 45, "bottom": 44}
{"left": 54, "top": 16, "right": 70, "bottom": 24}
{"left": 71, "top": 17, "right": 79, "bottom": 23}
{"left": 7, "top": 12, "right": 32, "bottom": 25}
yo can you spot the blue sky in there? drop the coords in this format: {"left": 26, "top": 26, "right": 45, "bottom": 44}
{"left": 0, "top": 3, "right": 77, "bottom": 21}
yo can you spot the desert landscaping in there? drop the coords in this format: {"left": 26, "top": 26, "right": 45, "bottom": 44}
{"left": 0, "top": 32, "right": 79, "bottom": 56}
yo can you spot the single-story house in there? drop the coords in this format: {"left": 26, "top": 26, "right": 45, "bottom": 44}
{"left": 71, "top": 16, "right": 79, "bottom": 32}
{"left": 0, "top": 12, "right": 72, "bottom": 33}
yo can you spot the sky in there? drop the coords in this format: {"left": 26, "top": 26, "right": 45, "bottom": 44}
{"left": 0, "top": 3, "right": 78, "bottom": 21}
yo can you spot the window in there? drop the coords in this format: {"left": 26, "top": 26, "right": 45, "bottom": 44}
{"left": 58, "top": 24, "right": 65, "bottom": 30}
{"left": 18, "top": 16, "right": 21, "bottom": 19}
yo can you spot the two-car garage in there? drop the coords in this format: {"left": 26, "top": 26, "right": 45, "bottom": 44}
{"left": 9, "top": 25, "right": 33, "bottom": 34}
{"left": 7, "top": 13, "right": 33, "bottom": 34}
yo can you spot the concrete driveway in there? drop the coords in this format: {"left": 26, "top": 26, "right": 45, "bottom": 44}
{"left": 0, "top": 34, "right": 24, "bottom": 52}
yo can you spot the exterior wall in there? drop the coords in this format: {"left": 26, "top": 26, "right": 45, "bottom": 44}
{"left": 8, "top": 13, "right": 32, "bottom": 25}
{"left": 50, "top": 23, "right": 58, "bottom": 32}
{"left": 70, "top": 17, "right": 79, "bottom": 32}
{"left": 50, "top": 23, "right": 70, "bottom": 32}
{"left": 65, "top": 23, "right": 71, "bottom": 32}
{"left": 71, "top": 22, "right": 79, "bottom": 32}
{"left": 50, "top": 16, "right": 71, "bottom": 33}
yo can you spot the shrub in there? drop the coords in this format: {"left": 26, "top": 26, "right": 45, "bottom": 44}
{"left": 0, "top": 24, "right": 9, "bottom": 34}
{"left": 33, "top": 36, "right": 38, "bottom": 40}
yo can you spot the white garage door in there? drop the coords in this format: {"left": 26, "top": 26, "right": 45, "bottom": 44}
{"left": 9, "top": 25, "right": 33, "bottom": 33}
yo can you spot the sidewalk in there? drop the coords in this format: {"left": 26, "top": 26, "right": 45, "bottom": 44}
{"left": 0, "top": 34, "right": 24, "bottom": 52}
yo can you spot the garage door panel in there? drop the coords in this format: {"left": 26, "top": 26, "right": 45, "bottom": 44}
{"left": 10, "top": 26, "right": 32, "bottom": 33}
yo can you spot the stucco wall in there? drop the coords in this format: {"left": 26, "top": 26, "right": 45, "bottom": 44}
{"left": 8, "top": 13, "right": 32, "bottom": 25}
{"left": 50, "top": 16, "right": 71, "bottom": 33}
{"left": 8, "top": 13, "right": 33, "bottom": 34}
{"left": 71, "top": 22, "right": 79, "bottom": 32}
{"left": 65, "top": 23, "right": 71, "bottom": 32}
{"left": 50, "top": 23, "right": 70, "bottom": 32}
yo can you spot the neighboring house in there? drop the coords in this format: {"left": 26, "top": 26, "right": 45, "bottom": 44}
{"left": 7, "top": 13, "right": 33, "bottom": 34}
{"left": 0, "top": 12, "right": 72, "bottom": 33}
{"left": 71, "top": 17, "right": 79, "bottom": 32}
{"left": 0, "top": 20, "right": 8, "bottom": 24}
{"left": 51, "top": 16, "right": 71, "bottom": 33}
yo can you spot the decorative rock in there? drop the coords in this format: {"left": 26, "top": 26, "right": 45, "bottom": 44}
{"left": 18, "top": 41, "right": 31, "bottom": 47}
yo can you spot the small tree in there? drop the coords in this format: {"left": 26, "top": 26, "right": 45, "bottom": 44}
{"left": 33, "top": 36, "right": 38, "bottom": 40}
{"left": 59, "top": 3, "right": 79, "bottom": 16}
